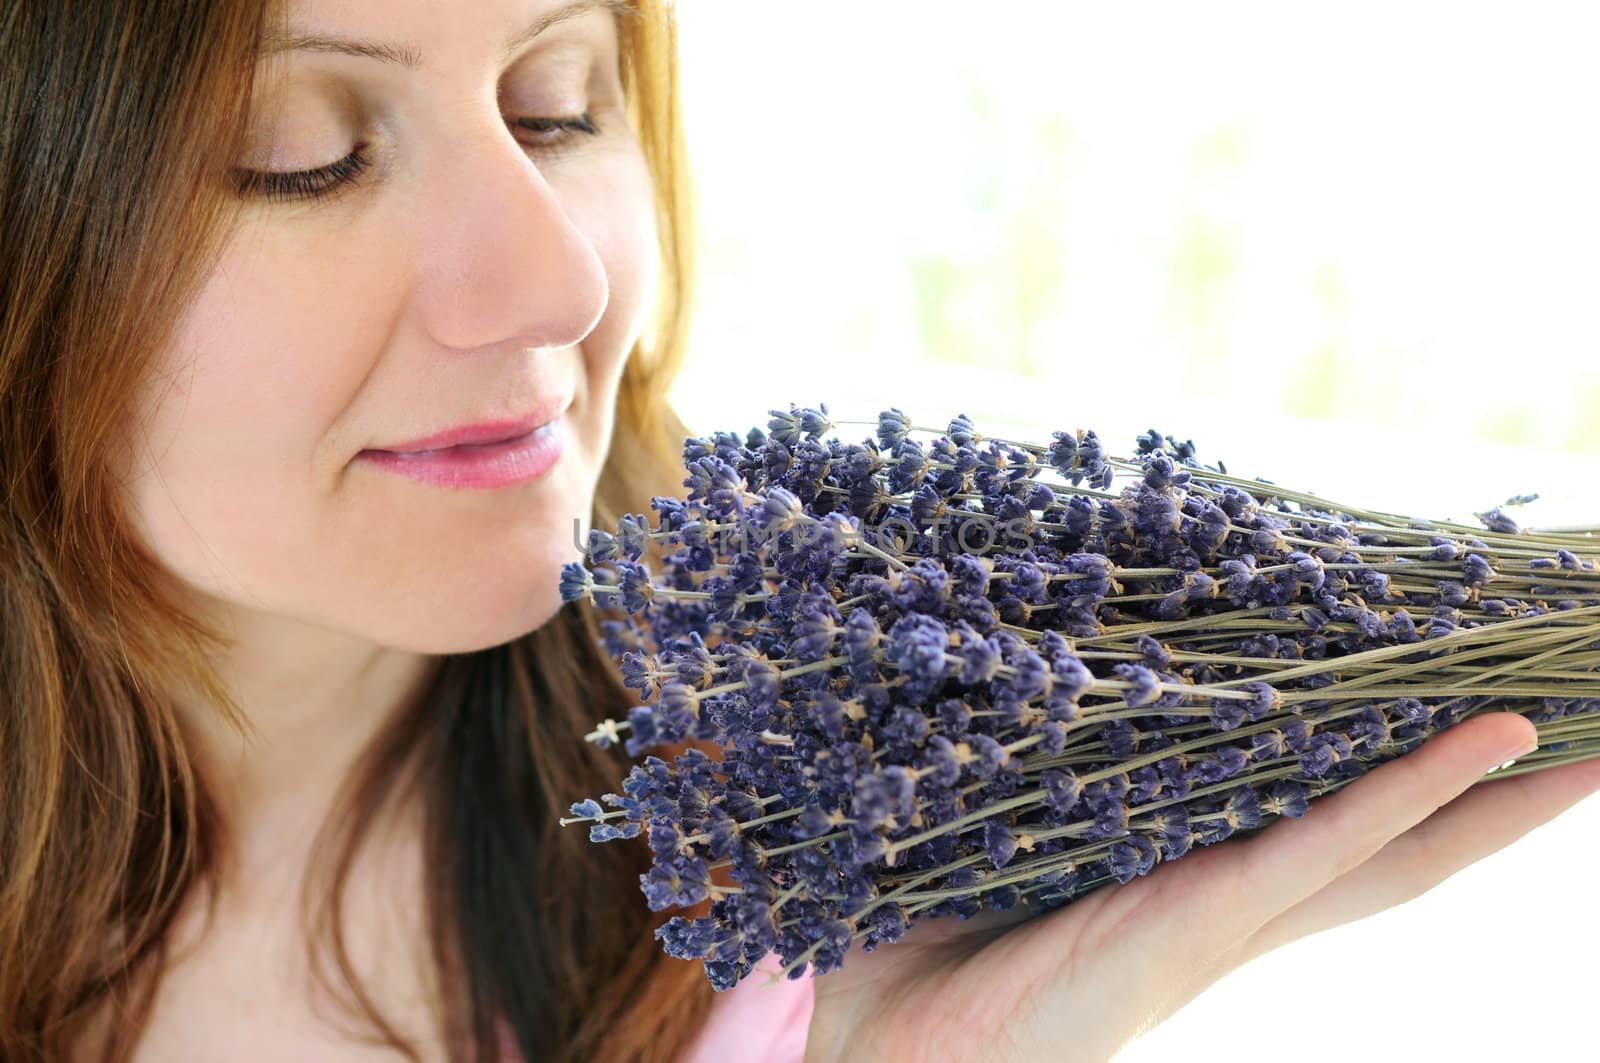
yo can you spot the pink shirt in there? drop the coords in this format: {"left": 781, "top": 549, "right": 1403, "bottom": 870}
{"left": 494, "top": 951, "right": 813, "bottom": 1062}
{"left": 677, "top": 951, "right": 814, "bottom": 1063}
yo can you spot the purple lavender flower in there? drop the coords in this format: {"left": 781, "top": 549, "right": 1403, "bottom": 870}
{"left": 1109, "top": 835, "right": 1158, "bottom": 882}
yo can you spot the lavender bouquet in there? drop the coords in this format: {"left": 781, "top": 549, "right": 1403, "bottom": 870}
{"left": 557, "top": 404, "right": 1600, "bottom": 992}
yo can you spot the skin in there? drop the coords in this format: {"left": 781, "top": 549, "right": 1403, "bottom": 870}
{"left": 804, "top": 713, "right": 1600, "bottom": 1062}
{"left": 103, "top": 0, "right": 656, "bottom": 1057}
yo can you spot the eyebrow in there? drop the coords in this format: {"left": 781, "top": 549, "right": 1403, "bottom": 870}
{"left": 264, "top": 0, "right": 632, "bottom": 70}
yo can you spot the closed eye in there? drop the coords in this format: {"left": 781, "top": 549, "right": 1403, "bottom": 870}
{"left": 229, "top": 112, "right": 604, "bottom": 204}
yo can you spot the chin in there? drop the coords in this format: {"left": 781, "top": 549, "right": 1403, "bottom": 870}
{"left": 355, "top": 516, "right": 589, "bottom": 657}
{"left": 374, "top": 588, "right": 571, "bottom": 657}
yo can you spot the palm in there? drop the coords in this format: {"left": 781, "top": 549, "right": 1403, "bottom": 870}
{"left": 804, "top": 714, "right": 1600, "bottom": 1063}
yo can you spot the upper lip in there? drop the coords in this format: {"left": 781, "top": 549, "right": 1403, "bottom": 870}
{"left": 368, "top": 394, "right": 571, "bottom": 454}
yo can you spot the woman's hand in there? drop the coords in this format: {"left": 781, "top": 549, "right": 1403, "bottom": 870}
{"left": 803, "top": 713, "right": 1600, "bottom": 1063}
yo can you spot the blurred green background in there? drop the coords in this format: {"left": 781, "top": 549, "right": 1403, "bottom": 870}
{"left": 671, "top": 0, "right": 1600, "bottom": 529}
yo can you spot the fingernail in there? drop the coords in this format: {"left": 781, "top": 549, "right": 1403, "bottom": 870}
{"left": 1499, "top": 736, "right": 1539, "bottom": 764}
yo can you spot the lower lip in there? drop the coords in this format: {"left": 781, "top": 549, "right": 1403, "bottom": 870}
{"left": 357, "top": 415, "right": 566, "bottom": 489}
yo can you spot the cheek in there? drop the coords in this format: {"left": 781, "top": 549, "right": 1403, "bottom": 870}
{"left": 562, "top": 149, "right": 661, "bottom": 458}
{"left": 121, "top": 221, "right": 385, "bottom": 600}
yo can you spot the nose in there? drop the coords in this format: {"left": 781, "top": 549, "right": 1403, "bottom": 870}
{"left": 406, "top": 111, "right": 609, "bottom": 356}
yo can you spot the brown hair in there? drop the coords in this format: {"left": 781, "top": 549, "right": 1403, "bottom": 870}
{"left": 0, "top": 2, "right": 713, "bottom": 1061}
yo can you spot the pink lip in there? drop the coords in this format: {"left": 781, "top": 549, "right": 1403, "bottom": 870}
{"left": 370, "top": 396, "right": 571, "bottom": 454}
{"left": 356, "top": 415, "right": 567, "bottom": 489}
{"left": 356, "top": 396, "right": 571, "bottom": 489}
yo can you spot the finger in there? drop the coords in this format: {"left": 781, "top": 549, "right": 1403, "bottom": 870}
{"left": 1231, "top": 751, "right": 1600, "bottom": 966}
{"left": 1161, "top": 711, "right": 1539, "bottom": 968}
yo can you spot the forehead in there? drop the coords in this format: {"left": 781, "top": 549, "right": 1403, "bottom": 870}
{"left": 267, "top": 0, "right": 629, "bottom": 71}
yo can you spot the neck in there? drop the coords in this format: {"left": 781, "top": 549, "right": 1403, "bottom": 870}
{"left": 173, "top": 605, "right": 442, "bottom": 908}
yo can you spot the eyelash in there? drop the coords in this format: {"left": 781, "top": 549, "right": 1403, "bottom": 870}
{"left": 230, "top": 111, "right": 603, "bottom": 204}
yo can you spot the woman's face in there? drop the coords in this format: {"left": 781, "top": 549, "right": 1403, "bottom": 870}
{"left": 121, "top": 0, "right": 655, "bottom": 655}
